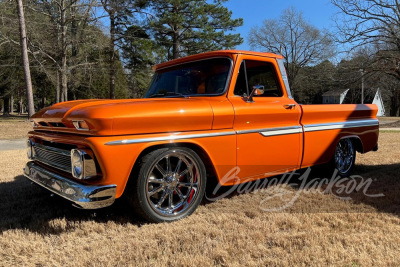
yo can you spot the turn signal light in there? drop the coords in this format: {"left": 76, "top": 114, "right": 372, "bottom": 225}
{"left": 72, "top": 120, "right": 90, "bottom": 131}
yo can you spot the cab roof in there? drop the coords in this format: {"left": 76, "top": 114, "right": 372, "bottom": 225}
{"left": 154, "top": 50, "right": 284, "bottom": 71}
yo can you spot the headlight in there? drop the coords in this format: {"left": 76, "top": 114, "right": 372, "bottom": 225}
{"left": 71, "top": 149, "right": 83, "bottom": 179}
{"left": 71, "top": 149, "right": 97, "bottom": 179}
{"left": 27, "top": 139, "right": 35, "bottom": 159}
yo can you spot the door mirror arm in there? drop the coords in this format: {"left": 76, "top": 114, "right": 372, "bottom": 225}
{"left": 243, "top": 85, "right": 265, "bottom": 103}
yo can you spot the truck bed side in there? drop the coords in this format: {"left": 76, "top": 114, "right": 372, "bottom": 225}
{"left": 299, "top": 104, "right": 379, "bottom": 168}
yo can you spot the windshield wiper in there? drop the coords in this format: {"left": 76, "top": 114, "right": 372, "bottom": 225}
{"left": 147, "top": 92, "right": 187, "bottom": 98}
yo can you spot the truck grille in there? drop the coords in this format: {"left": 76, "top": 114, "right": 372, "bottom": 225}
{"left": 33, "top": 143, "right": 71, "bottom": 173}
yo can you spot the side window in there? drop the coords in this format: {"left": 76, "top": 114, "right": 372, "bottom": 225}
{"left": 233, "top": 62, "right": 248, "bottom": 96}
{"left": 234, "top": 60, "right": 283, "bottom": 97}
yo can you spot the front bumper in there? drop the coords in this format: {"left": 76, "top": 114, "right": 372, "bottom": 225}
{"left": 24, "top": 161, "right": 116, "bottom": 209}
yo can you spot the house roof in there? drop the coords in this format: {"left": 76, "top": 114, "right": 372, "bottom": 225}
{"left": 342, "top": 88, "right": 379, "bottom": 104}
{"left": 322, "top": 89, "right": 350, "bottom": 97}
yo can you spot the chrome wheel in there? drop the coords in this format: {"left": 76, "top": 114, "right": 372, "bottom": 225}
{"left": 334, "top": 139, "right": 355, "bottom": 175}
{"left": 145, "top": 151, "right": 201, "bottom": 216}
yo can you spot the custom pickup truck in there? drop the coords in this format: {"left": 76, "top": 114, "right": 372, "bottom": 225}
{"left": 24, "top": 50, "right": 379, "bottom": 222}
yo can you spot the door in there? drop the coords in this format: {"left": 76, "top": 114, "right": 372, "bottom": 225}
{"left": 229, "top": 56, "right": 302, "bottom": 182}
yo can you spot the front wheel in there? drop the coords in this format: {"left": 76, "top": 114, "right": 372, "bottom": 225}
{"left": 128, "top": 147, "right": 206, "bottom": 223}
{"left": 332, "top": 138, "right": 356, "bottom": 177}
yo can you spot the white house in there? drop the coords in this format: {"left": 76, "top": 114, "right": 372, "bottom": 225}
{"left": 322, "top": 88, "right": 385, "bottom": 116}
{"left": 322, "top": 89, "right": 350, "bottom": 104}
{"left": 371, "top": 89, "right": 385, "bottom": 116}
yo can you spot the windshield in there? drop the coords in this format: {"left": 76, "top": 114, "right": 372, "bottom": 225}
{"left": 145, "top": 57, "right": 231, "bottom": 98}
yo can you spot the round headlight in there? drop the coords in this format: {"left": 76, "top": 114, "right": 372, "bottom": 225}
{"left": 71, "top": 149, "right": 83, "bottom": 179}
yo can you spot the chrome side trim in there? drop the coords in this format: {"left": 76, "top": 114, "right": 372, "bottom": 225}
{"left": 24, "top": 161, "right": 116, "bottom": 209}
{"left": 105, "top": 119, "right": 378, "bottom": 145}
{"left": 105, "top": 130, "right": 236, "bottom": 145}
{"left": 260, "top": 127, "right": 302, "bottom": 137}
{"left": 304, "top": 119, "right": 379, "bottom": 132}
{"left": 236, "top": 126, "right": 302, "bottom": 136}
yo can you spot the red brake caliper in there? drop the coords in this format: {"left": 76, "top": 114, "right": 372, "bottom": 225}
{"left": 187, "top": 172, "right": 197, "bottom": 203}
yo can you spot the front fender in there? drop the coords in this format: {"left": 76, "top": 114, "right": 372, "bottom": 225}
{"left": 86, "top": 129, "right": 237, "bottom": 198}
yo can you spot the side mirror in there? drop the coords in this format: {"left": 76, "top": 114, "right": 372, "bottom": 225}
{"left": 244, "top": 85, "right": 264, "bottom": 102}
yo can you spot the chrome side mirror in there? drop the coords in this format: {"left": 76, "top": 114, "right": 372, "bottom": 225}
{"left": 244, "top": 85, "right": 264, "bottom": 102}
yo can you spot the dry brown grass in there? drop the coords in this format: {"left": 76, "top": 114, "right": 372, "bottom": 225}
{"left": 0, "top": 133, "right": 399, "bottom": 266}
{"left": 0, "top": 120, "right": 32, "bottom": 140}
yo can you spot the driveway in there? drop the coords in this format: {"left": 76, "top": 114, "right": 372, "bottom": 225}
{"left": 0, "top": 139, "right": 26, "bottom": 151}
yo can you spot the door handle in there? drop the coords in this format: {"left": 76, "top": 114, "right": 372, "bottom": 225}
{"left": 283, "top": 104, "right": 296, "bottom": 109}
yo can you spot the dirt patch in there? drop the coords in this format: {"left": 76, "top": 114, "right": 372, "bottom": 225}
{"left": 0, "top": 121, "right": 32, "bottom": 140}
{"left": 0, "top": 133, "right": 399, "bottom": 266}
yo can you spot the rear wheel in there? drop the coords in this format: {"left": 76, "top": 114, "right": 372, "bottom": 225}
{"left": 332, "top": 138, "right": 356, "bottom": 177}
{"left": 128, "top": 147, "right": 206, "bottom": 223}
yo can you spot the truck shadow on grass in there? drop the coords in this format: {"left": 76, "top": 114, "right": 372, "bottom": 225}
{"left": 0, "top": 175, "right": 147, "bottom": 234}
{"left": 0, "top": 163, "right": 399, "bottom": 234}
{"left": 204, "top": 163, "right": 400, "bottom": 216}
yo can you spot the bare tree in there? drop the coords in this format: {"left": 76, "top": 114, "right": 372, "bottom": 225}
{"left": 332, "top": 0, "right": 400, "bottom": 115}
{"left": 248, "top": 7, "right": 334, "bottom": 88}
{"left": 16, "top": 0, "right": 35, "bottom": 117}
{"left": 101, "top": 0, "right": 120, "bottom": 99}
{"left": 30, "top": 0, "right": 97, "bottom": 102}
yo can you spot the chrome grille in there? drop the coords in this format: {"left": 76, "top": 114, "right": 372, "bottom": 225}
{"left": 33, "top": 143, "right": 71, "bottom": 173}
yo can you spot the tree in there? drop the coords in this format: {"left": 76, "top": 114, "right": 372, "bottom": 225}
{"left": 294, "top": 60, "right": 336, "bottom": 104}
{"left": 150, "top": 0, "right": 243, "bottom": 60}
{"left": 248, "top": 7, "right": 334, "bottom": 91}
{"left": 0, "top": 0, "right": 27, "bottom": 115}
{"left": 29, "top": 0, "right": 98, "bottom": 102}
{"left": 332, "top": 0, "right": 400, "bottom": 115}
{"left": 0, "top": 0, "right": 129, "bottom": 111}
{"left": 100, "top": 0, "right": 147, "bottom": 99}
{"left": 121, "top": 25, "right": 155, "bottom": 98}
{"left": 16, "top": 0, "right": 35, "bottom": 117}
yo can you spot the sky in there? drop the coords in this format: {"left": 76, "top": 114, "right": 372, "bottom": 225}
{"left": 223, "top": 0, "right": 337, "bottom": 50}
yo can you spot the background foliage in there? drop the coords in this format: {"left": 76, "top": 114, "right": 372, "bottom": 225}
{"left": 1, "top": 0, "right": 400, "bottom": 116}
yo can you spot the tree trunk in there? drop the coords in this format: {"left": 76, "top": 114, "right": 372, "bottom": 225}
{"left": 10, "top": 95, "right": 14, "bottom": 114}
{"left": 56, "top": 69, "right": 60, "bottom": 103}
{"left": 60, "top": 0, "right": 68, "bottom": 102}
{"left": 390, "top": 89, "right": 399, "bottom": 116}
{"left": 19, "top": 97, "right": 23, "bottom": 115}
{"left": 3, "top": 97, "right": 10, "bottom": 116}
{"left": 109, "top": 14, "right": 116, "bottom": 99}
{"left": 172, "top": 28, "right": 180, "bottom": 59}
{"left": 42, "top": 96, "right": 46, "bottom": 109}
{"left": 396, "top": 89, "right": 400, "bottom": 116}
{"left": 16, "top": 0, "right": 35, "bottom": 117}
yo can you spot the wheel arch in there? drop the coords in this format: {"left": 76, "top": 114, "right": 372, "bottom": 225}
{"left": 340, "top": 135, "right": 364, "bottom": 153}
{"left": 124, "top": 142, "right": 219, "bottom": 196}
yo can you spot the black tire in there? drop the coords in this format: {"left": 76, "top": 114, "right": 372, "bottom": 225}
{"left": 330, "top": 138, "right": 356, "bottom": 177}
{"left": 127, "top": 147, "right": 206, "bottom": 223}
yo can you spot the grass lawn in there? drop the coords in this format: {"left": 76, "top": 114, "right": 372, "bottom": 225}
{"left": 0, "top": 133, "right": 399, "bottom": 266}
{"left": 0, "top": 115, "right": 32, "bottom": 140}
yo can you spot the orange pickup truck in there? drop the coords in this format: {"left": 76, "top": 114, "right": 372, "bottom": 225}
{"left": 24, "top": 50, "right": 379, "bottom": 222}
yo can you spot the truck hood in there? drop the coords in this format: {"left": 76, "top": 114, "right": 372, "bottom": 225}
{"left": 31, "top": 98, "right": 214, "bottom": 136}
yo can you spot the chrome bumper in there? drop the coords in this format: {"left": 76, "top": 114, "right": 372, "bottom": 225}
{"left": 24, "top": 161, "right": 116, "bottom": 209}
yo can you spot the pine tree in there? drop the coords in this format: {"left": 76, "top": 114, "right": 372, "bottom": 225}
{"left": 121, "top": 25, "right": 156, "bottom": 98}
{"left": 150, "top": 0, "right": 243, "bottom": 60}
